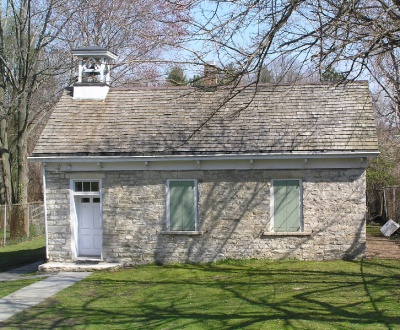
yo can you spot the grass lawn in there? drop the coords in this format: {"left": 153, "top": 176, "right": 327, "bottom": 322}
{"left": 366, "top": 223, "right": 383, "bottom": 237}
{"left": 0, "top": 236, "right": 45, "bottom": 272}
{"left": 0, "top": 230, "right": 10, "bottom": 239}
{"left": 1, "top": 259, "right": 399, "bottom": 329}
{"left": 0, "top": 278, "right": 44, "bottom": 299}
{"left": 367, "top": 222, "right": 400, "bottom": 242}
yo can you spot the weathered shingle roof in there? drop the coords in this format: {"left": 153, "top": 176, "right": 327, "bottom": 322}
{"left": 32, "top": 82, "right": 378, "bottom": 157}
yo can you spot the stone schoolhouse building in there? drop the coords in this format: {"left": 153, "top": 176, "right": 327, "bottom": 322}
{"left": 30, "top": 47, "right": 379, "bottom": 266}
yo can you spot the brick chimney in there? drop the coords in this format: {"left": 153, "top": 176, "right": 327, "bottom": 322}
{"left": 204, "top": 61, "right": 218, "bottom": 87}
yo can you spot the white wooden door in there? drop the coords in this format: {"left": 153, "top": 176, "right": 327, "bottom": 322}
{"left": 77, "top": 197, "right": 102, "bottom": 257}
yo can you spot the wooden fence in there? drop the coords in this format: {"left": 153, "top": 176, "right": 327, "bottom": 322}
{"left": 368, "top": 186, "right": 400, "bottom": 224}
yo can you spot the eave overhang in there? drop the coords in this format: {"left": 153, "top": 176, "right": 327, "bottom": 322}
{"left": 29, "top": 151, "right": 379, "bottom": 171}
{"left": 29, "top": 151, "right": 379, "bottom": 163}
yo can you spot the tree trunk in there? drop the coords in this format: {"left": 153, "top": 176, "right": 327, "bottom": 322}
{"left": 0, "top": 117, "right": 13, "bottom": 206}
{"left": 10, "top": 97, "right": 30, "bottom": 238}
{"left": 0, "top": 161, "right": 4, "bottom": 204}
{"left": 9, "top": 1, "right": 30, "bottom": 238}
{"left": 0, "top": 9, "right": 12, "bottom": 207}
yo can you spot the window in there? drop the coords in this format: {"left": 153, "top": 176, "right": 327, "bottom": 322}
{"left": 167, "top": 180, "right": 197, "bottom": 231}
{"left": 74, "top": 181, "right": 99, "bottom": 192}
{"left": 272, "top": 180, "right": 302, "bottom": 232}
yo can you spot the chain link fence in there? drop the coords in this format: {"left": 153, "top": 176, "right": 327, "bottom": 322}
{"left": 0, "top": 202, "right": 45, "bottom": 246}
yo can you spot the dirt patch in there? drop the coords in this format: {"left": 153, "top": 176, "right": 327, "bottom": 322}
{"left": 366, "top": 226, "right": 400, "bottom": 259}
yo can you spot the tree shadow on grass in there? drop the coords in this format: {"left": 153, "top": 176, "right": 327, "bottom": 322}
{"left": 0, "top": 246, "right": 45, "bottom": 272}
{"left": 2, "top": 260, "right": 399, "bottom": 329}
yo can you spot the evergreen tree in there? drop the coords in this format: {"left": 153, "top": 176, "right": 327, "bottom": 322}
{"left": 321, "top": 67, "right": 346, "bottom": 83}
{"left": 259, "top": 66, "right": 274, "bottom": 83}
{"left": 167, "top": 66, "right": 187, "bottom": 86}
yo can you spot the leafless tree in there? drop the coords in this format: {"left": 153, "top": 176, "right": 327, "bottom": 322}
{"left": 61, "top": 0, "right": 189, "bottom": 86}
{"left": 0, "top": 0, "right": 189, "bottom": 237}
{"left": 0, "top": 0, "right": 75, "bottom": 236}
{"left": 173, "top": 0, "right": 399, "bottom": 122}
{"left": 300, "top": 1, "right": 400, "bottom": 123}
{"left": 173, "top": 1, "right": 307, "bottom": 84}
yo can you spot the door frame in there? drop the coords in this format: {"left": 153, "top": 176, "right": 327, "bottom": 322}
{"left": 70, "top": 179, "right": 103, "bottom": 260}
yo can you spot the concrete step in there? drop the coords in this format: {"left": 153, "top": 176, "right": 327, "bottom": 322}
{"left": 38, "top": 261, "right": 123, "bottom": 273}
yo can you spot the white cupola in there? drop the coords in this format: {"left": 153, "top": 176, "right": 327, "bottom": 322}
{"left": 71, "top": 46, "right": 118, "bottom": 100}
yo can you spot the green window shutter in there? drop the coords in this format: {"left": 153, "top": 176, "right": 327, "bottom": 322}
{"left": 273, "top": 180, "right": 288, "bottom": 232}
{"left": 285, "top": 180, "right": 300, "bottom": 232}
{"left": 273, "top": 180, "right": 300, "bottom": 232}
{"left": 169, "top": 181, "right": 196, "bottom": 231}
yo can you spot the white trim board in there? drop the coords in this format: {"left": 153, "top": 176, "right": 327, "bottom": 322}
{"left": 38, "top": 156, "right": 370, "bottom": 172}
{"left": 29, "top": 151, "right": 378, "bottom": 163}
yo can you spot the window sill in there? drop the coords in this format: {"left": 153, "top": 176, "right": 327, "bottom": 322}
{"left": 262, "top": 231, "right": 312, "bottom": 237}
{"left": 161, "top": 231, "right": 205, "bottom": 236}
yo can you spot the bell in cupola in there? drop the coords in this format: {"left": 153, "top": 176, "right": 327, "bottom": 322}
{"left": 72, "top": 46, "right": 118, "bottom": 85}
{"left": 82, "top": 57, "right": 102, "bottom": 83}
{"left": 71, "top": 46, "right": 118, "bottom": 100}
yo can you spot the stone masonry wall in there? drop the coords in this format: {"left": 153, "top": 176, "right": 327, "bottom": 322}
{"left": 45, "top": 168, "right": 366, "bottom": 263}
{"left": 45, "top": 172, "right": 72, "bottom": 261}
